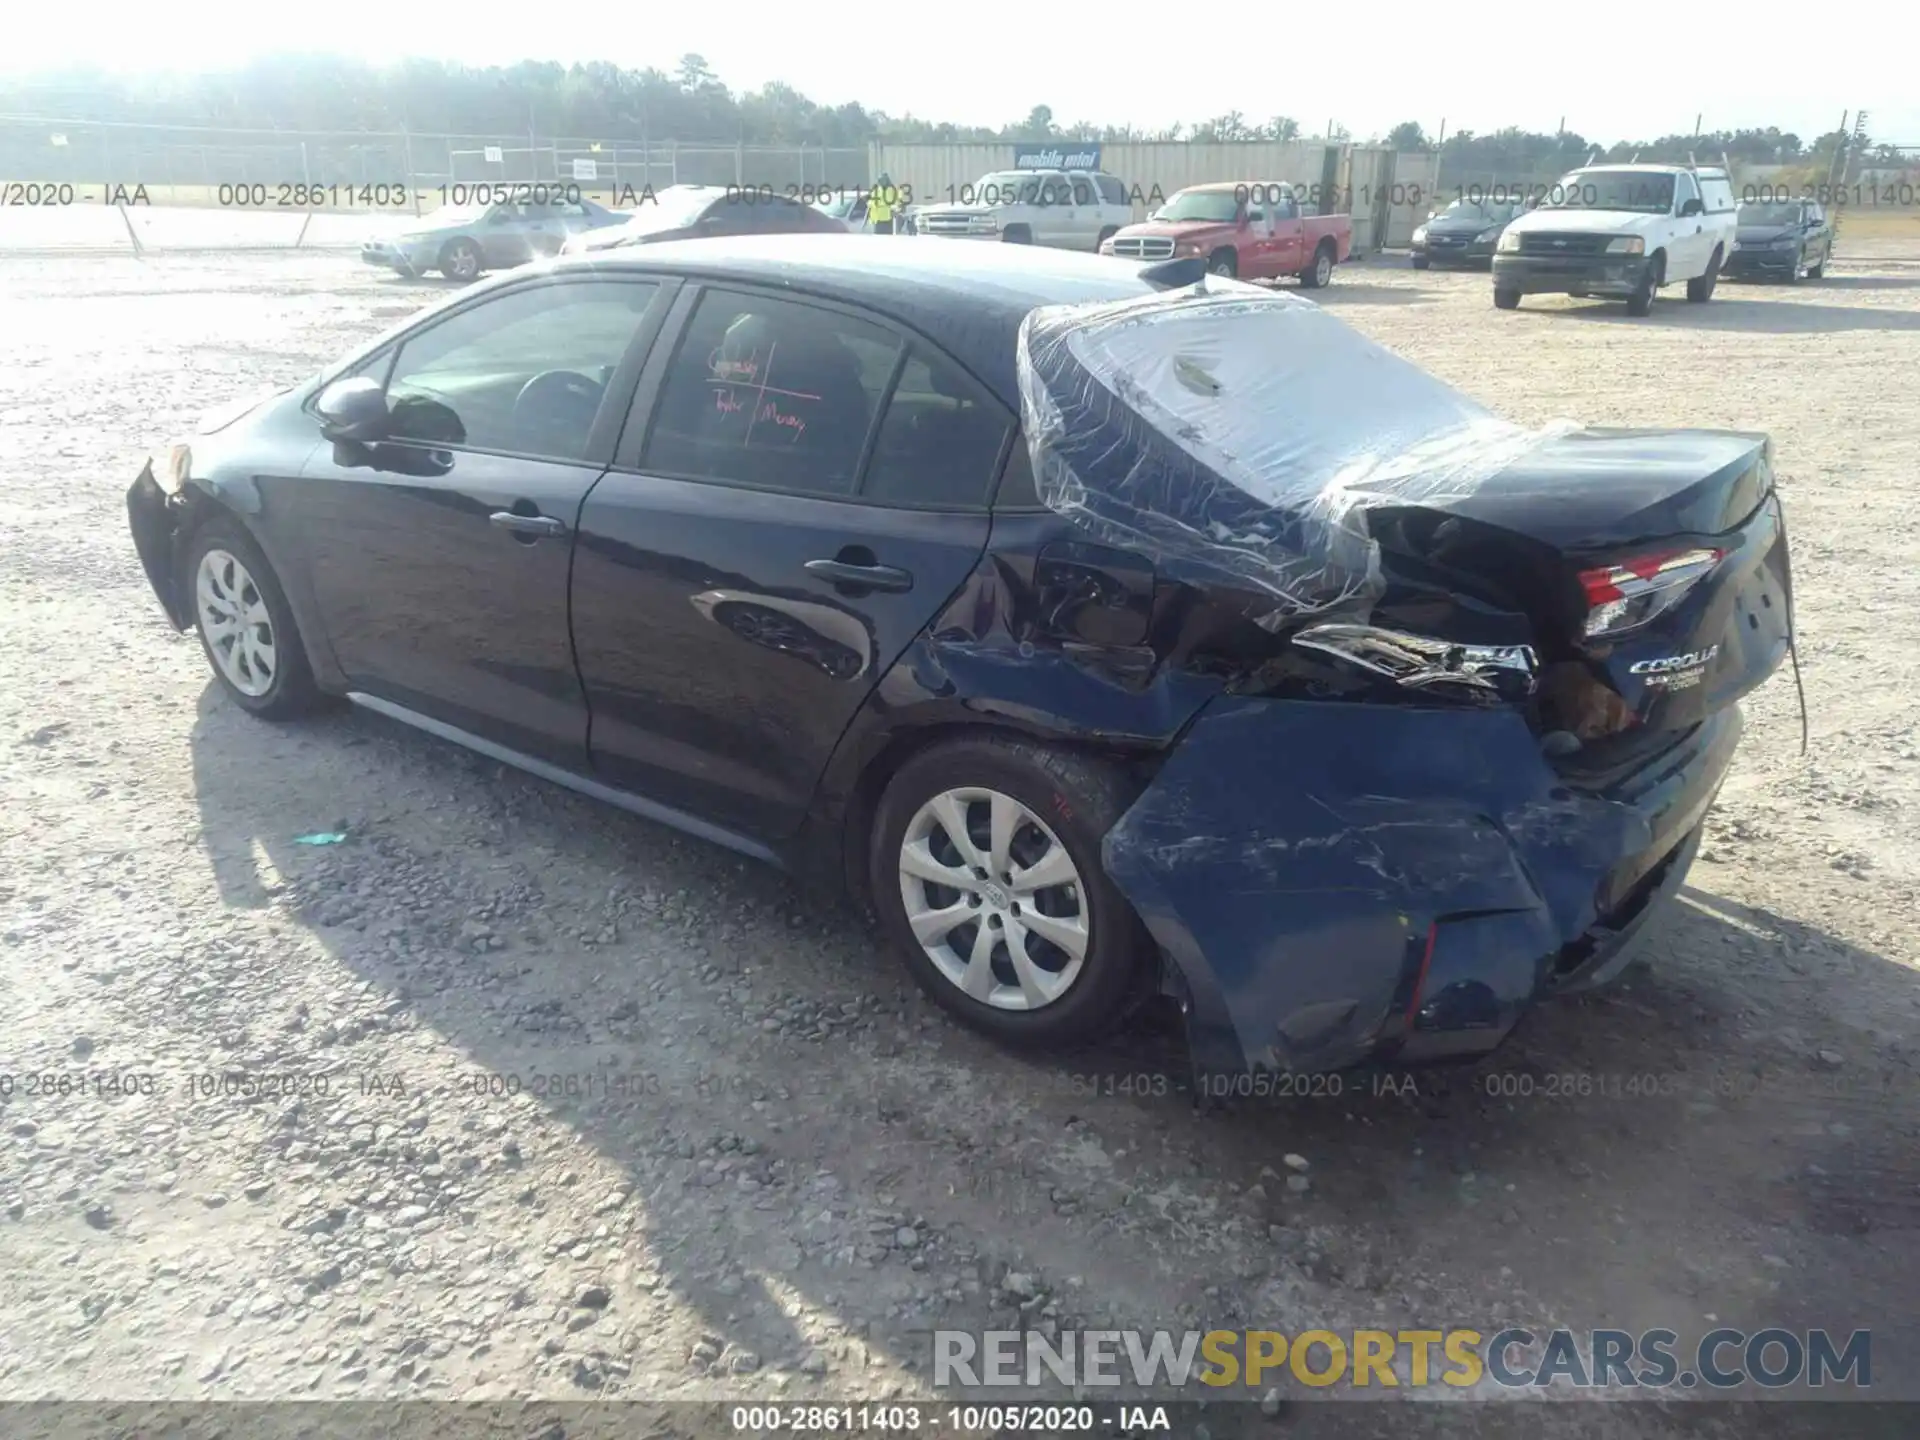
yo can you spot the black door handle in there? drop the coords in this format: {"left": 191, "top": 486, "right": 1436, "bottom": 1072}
{"left": 490, "top": 511, "right": 567, "bottom": 538}
{"left": 805, "top": 558, "right": 913, "bottom": 593}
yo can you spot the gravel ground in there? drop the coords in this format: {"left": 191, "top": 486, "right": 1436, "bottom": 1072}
{"left": 2, "top": 242, "right": 1917, "bottom": 1435}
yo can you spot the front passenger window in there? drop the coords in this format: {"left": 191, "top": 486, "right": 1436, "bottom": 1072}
{"left": 381, "top": 280, "right": 658, "bottom": 461}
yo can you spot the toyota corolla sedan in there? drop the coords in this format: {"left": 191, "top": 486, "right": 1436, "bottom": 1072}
{"left": 127, "top": 237, "right": 1795, "bottom": 1078}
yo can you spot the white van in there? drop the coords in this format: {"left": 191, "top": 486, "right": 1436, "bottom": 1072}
{"left": 1491, "top": 164, "right": 1739, "bottom": 316}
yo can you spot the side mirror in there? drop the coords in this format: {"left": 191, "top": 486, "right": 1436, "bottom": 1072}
{"left": 316, "top": 377, "right": 391, "bottom": 443}
{"left": 1679, "top": 197, "right": 1704, "bottom": 217}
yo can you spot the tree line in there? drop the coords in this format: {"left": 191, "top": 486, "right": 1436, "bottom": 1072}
{"left": 1, "top": 55, "right": 1899, "bottom": 168}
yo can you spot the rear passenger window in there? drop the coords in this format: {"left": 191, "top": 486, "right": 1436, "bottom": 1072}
{"left": 641, "top": 291, "right": 899, "bottom": 496}
{"left": 863, "top": 347, "right": 1011, "bottom": 508}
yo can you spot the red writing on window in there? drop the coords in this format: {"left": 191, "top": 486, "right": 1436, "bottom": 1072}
{"left": 705, "top": 339, "right": 819, "bottom": 446}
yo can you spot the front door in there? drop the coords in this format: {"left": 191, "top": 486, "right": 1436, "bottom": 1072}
{"left": 1668, "top": 172, "right": 1708, "bottom": 279}
{"left": 571, "top": 285, "right": 1013, "bottom": 839}
{"left": 297, "top": 274, "right": 671, "bottom": 767}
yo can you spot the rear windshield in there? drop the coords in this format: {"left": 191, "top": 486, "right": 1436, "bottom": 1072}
{"left": 1541, "top": 170, "right": 1675, "bottom": 214}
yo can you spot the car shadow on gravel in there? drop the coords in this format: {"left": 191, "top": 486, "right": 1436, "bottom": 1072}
{"left": 1301, "top": 283, "right": 1439, "bottom": 307}
{"left": 182, "top": 685, "right": 1920, "bottom": 1396}
{"left": 1781, "top": 274, "right": 1920, "bottom": 290}
{"left": 1546, "top": 297, "right": 1920, "bottom": 333}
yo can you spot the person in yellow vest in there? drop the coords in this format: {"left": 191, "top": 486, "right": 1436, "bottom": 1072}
{"left": 869, "top": 174, "right": 899, "bottom": 234}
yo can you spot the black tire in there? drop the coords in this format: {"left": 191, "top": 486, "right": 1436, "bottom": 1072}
{"left": 1627, "top": 255, "right": 1663, "bottom": 316}
{"left": 1207, "top": 248, "right": 1238, "bottom": 277}
{"left": 1781, "top": 250, "right": 1802, "bottom": 285}
{"left": 1410, "top": 253, "right": 1429, "bottom": 270}
{"left": 1686, "top": 248, "right": 1721, "bottom": 302}
{"left": 869, "top": 736, "right": 1155, "bottom": 1052}
{"left": 1493, "top": 286, "right": 1521, "bottom": 310}
{"left": 439, "top": 238, "right": 482, "bottom": 281}
{"left": 1096, "top": 226, "right": 1119, "bottom": 248}
{"left": 1807, "top": 250, "right": 1826, "bottom": 279}
{"left": 183, "top": 516, "right": 325, "bottom": 721}
{"left": 1298, "top": 240, "right": 1335, "bottom": 289}
{"left": 1001, "top": 225, "right": 1033, "bottom": 245}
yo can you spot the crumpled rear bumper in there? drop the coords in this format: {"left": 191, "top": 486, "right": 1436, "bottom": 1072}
{"left": 1103, "top": 696, "right": 1739, "bottom": 1075}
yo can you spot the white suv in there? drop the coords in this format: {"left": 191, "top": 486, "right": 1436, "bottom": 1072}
{"left": 913, "top": 169, "right": 1136, "bottom": 250}
{"left": 1491, "top": 164, "right": 1738, "bottom": 316}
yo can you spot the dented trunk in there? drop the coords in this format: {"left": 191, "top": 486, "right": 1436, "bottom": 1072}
{"left": 1011, "top": 281, "right": 1795, "bottom": 1073}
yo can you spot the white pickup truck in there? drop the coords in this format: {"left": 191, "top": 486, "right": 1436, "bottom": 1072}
{"left": 913, "top": 167, "right": 1136, "bottom": 250}
{"left": 1492, "top": 163, "right": 1739, "bottom": 316}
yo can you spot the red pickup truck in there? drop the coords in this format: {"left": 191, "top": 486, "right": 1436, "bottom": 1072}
{"left": 1100, "top": 181, "right": 1352, "bottom": 288}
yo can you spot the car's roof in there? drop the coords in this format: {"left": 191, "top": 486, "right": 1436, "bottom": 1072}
{"left": 1183, "top": 181, "right": 1287, "bottom": 194}
{"left": 1567, "top": 163, "right": 1728, "bottom": 176}
{"left": 551, "top": 234, "right": 1160, "bottom": 403}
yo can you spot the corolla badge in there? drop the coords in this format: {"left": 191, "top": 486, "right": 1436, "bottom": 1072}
{"left": 1630, "top": 644, "right": 1719, "bottom": 689}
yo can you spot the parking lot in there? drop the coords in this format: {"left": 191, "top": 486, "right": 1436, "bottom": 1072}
{"left": 2, "top": 233, "right": 1918, "bottom": 1432}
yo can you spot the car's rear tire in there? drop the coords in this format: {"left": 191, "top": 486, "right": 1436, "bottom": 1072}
{"left": 869, "top": 736, "right": 1154, "bottom": 1052}
{"left": 184, "top": 517, "right": 324, "bottom": 721}
{"left": 1208, "top": 248, "right": 1238, "bottom": 277}
{"left": 439, "top": 239, "right": 482, "bottom": 282}
{"left": 1627, "top": 255, "right": 1663, "bottom": 316}
{"left": 1493, "top": 286, "right": 1521, "bottom": 310}
{"left": 1686, "top": 248, "right": 1721, "bottom": 302}
{"left": 1411, "top": 253, "right": 1429, "bottom": 270}
{"left": 1298, "top": 240, "right": 1335, "bottom": 289}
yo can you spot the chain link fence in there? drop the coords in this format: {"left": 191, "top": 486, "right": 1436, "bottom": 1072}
{"left": 0, "top": 114, "right": 867, "bottom": 207}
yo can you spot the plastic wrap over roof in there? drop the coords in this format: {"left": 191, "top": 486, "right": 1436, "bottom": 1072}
{"left": 1015, "top": 279, "right": 1573, "bottom": 620}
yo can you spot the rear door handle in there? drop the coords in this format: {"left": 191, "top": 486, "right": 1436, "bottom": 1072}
{"left": 490, "top": 511, "right": 567, "bottom": 538}
{"left": 804, "top": 558, "right": 913, "bottom": 593}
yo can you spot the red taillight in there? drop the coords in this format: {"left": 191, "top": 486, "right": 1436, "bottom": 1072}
{"left": 1579, "top": 547, "right": 1723, "bottom": 637}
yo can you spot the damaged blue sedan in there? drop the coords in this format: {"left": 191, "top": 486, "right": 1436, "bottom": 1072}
{"left": 126, "top": 235, "right": 1796, "bottom": 1078}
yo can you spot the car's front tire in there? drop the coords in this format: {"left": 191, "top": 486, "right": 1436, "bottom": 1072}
{"left": 184, "top": 518, "right": 323, "bottom": 721}
{"left": 1627, "top": 255, "right": 1664, "bottom": 316}
{"left": 1493, "top": 286, "right": 1521, "bottom": 310}
{"left": 869, "top": 736, "right": 1154, "bottom": 1052}
{"left": 1411, "top": 253, "right": 1429, "bottom": 270}
{"left": 1686, "top": 248, "right": 1722, "bottom": 302}
{"left": 439, "top": 239, "right": 483, "bottom": 282}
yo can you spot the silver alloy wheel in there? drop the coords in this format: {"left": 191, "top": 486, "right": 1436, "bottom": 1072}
{"left": 1314, "top": 249, "right": 1332, "bottom": 286}
{"left": 195, "top": 548, "right": 277, "bottom": 698}
{"left": 898, "top": 786, "right": 1089, "bottom": 1012}
{"left": 447, "top": 243, "right": 479, "bottom": 280}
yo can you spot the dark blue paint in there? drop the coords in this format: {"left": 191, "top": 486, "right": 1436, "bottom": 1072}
{"left": 125, "top": 237, "right": 1793, "bottom": 1078}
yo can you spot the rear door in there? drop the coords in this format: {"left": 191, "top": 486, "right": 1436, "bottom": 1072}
{"left": 571, "top": 283, "right": 1013, "bottom": 839}
{"left": 295, "top": 274, "right": 673, "bottom": 766}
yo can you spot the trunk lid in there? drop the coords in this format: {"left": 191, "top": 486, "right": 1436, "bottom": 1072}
{"left": 1369, "top": 428, "right": 1793, "bottom": 759}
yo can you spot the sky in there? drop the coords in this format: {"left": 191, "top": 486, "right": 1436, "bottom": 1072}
{"left": 3, "top": 2, "right": 1917, "bottom": 146}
